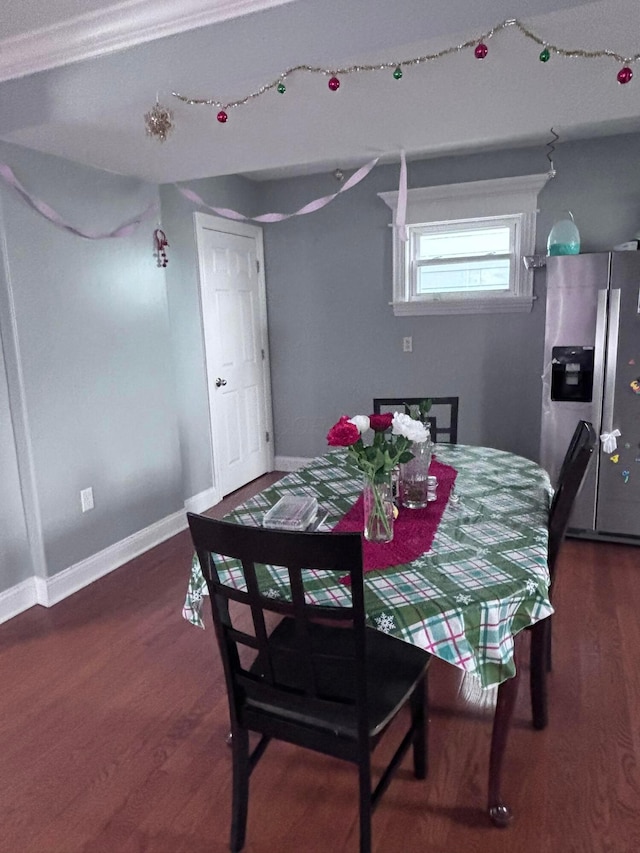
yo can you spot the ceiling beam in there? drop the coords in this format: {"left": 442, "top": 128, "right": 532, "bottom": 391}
{"left": 0, "top": 0, "right": 296, "bottom": 83}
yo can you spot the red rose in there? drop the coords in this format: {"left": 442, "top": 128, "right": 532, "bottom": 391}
{"left": 327, "top": 416, "right": 360, "bottom": 447}
{"left": 369, "top": 412, "right": 393, "bottom": 432}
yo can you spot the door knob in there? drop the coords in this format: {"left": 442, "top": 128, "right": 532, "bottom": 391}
{"left": 215, "top": 377, "right": 227, "bottom": 387}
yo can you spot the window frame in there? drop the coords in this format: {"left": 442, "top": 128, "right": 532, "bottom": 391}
{"left": 379, "top": 173, "right": 551, "bottom": 316}
{"left": 411, "top": 215, "right": 519, "bottom": 299}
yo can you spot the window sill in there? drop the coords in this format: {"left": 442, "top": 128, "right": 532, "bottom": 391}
{"left": 391, "top": 295, "right": 535, "bottom": 316}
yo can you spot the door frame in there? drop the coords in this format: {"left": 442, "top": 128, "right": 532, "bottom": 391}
{"left": 194, "top": 211, "right": 274, "bottom": 503}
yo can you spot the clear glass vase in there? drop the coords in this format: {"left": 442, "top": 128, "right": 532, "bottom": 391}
{"left": 400, "top": 438, "right": 433, "bottom": 509}
{"left": 363, "top": 473, "right": 394, "bottom": 543}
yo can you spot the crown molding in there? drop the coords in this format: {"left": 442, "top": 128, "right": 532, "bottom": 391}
{"left": 0, "top": 0, "right": 294, "bottom": 84}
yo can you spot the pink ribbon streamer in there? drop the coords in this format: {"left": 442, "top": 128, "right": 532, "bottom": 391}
{"left": 396, "top": 149, "right": 408, "bottom": 243}
{"left": 0, "top": 163, "right": 159, "bottom": 239}
{"left": 175, "top": 157, "right": 379, "bottom": 222}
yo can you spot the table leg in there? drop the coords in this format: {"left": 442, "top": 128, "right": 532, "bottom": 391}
{"left": 487, "top": 643, "right": 520, "bottom": 827}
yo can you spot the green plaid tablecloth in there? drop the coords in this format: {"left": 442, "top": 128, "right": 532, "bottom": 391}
{"left": 182, "top": 445, "right": 553, "bottom": 688}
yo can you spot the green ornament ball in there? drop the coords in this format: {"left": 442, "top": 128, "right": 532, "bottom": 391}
{"left": 539, "top": 48, "right": 550, "bottom": 63}
{"left": 393, "top": 66, "right": 403, "bottom": 80}
{"left": 277, "top": 82, "right": 286, "bottom": 94}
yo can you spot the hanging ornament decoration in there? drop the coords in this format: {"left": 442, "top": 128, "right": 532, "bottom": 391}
{"left": 144, "top": 101, "right": 174, "bottom": 142}
{"left": 545, "top": 127, "right": 559, "bottom": 176}
{"left": 617, "top": 66, "right": 633, "bottom": 84}
{"left": 161, "top": 18, "right": 640, "bottom": 132}
{"left": 154, "top": 229, "right": 169, "bottom": 267}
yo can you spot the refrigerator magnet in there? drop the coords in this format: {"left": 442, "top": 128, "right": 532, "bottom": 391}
{"left": 622, "top": 470, "right": 630, "bottom": 483}
{"left": 610, "top": 453, "right": 620, "bottom": 463}
{"left": 630, "top": 377, "right": 640, "bottom": 394}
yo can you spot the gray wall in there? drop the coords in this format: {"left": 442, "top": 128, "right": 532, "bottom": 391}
{"left": 0, "top": 140, "right": 181, "bottom": 590}
{"left": 0, "top": 312, "right": 31, "bottom": 589}
{"left": 258, "top": 133, "right": 640, "bottom": 463}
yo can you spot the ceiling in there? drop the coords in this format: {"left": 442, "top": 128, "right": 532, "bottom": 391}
{"left": 1, "top": 0, "right": 639, "bottom": 183}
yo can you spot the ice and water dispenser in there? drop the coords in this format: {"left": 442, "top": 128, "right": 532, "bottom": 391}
{"left": 550, "top": 346, "right": 594, "bottom": 402}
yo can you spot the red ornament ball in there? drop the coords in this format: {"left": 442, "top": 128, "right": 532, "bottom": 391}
{"left": 617, "top": 66, "right": 633, "bottom": 84}
{"left": 474, "top": 43, "right": 488, "bottom": 60}
{"left": 328, "top": 76, "right": 340, "bottom": 91}
{"left": 217, "top": 110, "right": 228, "bottom": 123}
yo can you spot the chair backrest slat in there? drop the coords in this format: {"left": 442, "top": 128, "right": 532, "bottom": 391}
{"left": 548, "top": 420, "right": 597, "bottom": 579}
{"left": 187, "top": 513, "right": 366, "bottom": 728}
{"left": 373, "top": 396, "right": 459, "bottom": 444}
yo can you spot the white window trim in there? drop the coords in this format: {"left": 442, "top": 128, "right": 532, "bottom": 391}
{"left": 379, "top": 173, "right": 551, "bottom": 316}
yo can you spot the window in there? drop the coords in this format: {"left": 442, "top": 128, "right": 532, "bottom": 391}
{"left": 379, "top": 173, "right": 551, "bottom": 316}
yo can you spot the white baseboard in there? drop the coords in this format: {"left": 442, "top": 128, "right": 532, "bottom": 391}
{"left": 0, "top": 577, "right": 38, "bottom": 625}
{"left": 0, "top": 506, "right": 191, "bottom": 623}
{"left": 0, "top": 472, "right": 303, "bottom": 625}
{"left": 41, "top": 509, "right": 189, "bottom": 608}
{"left": 275, "top": 455, "right": 313, "bottom": 472}
{"left": 184, "top": 487, "right": 219, "bottom": 514}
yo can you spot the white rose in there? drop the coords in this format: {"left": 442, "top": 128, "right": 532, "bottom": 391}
{"left": 349, "top": 415, "right": 370, "bottom": 434}
{"left": 392, "top": 412, "right": 429, "bottom": 443}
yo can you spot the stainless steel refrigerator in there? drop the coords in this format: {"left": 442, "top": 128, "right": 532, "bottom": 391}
{"left": 540, "top": 252, "right": 640, "bottom": 544}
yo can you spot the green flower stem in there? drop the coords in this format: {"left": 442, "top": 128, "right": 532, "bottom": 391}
{"left": 347, "top": 434, "right": 412, "bottom": 483}
{"left": 343, "top": 430, "right": 416, "bottom": 541}
{"left": 364, "top": 474, "right": 393, "bottom": 541}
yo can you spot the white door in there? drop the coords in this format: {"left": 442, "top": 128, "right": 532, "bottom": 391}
{"left": 195, "top": 213, "right": 273, "bottom": 498}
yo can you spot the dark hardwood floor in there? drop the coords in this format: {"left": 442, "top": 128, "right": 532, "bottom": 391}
{"left": 2, "top": 473, "right": 639, "bottom": 853}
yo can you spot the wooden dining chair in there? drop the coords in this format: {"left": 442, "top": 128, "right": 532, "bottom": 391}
{"left": 187, "top": 513, "right": 431, "bottom": 853}
{"left": 372, "top": 397, "right": 459, "bottom": 444}
{"left": 528, "top": 420, "right": 597, "bottom": 729}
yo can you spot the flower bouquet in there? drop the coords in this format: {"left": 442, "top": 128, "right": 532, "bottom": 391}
{"left": 327, "top": 412, "right": 429, "bottom": 542}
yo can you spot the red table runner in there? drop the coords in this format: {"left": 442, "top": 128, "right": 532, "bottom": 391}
{"left": 333, "top": 457, "right": 457, "bottom": 574}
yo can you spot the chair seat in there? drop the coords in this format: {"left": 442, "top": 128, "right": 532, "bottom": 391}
{"left": 247, "top": 618, "right": 430, "bottom": 739}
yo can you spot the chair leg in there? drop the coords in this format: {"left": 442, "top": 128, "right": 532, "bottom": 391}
{"left": 358, "top": 756, "right": 373, "bottom": 853}
{"left": 230, "top": 727, "right": 250, "bottom": 852}
{"left": 530, "top": 622, "right": 550, "bottom": 730}
{"left": 410, "top": 675, "right": 428, "bottom": 780}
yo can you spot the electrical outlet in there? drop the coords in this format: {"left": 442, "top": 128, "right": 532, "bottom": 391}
{"left": 80, "top": 487, "right": 94, "bottom": 513}
{"left": 403, "top": 336, "right": 413, "bottom": 353}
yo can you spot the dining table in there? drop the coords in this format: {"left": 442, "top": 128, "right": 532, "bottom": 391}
{"left": 182, "top": 443, "right": 553, "bottom": 826}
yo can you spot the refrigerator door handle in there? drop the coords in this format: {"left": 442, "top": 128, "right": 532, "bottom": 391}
{"left": 602, "top": 288, "right": 621, "bottom": 436}
{"left": 593, "top": 288, "right": 609, "bottom": 435}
